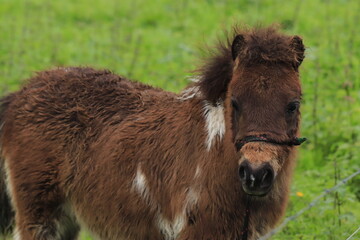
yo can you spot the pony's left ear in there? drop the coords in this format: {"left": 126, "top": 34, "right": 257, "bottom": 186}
{"left": 231, "top": 34, "right": 245, "bottom": 61}
{"left": 290, "top": 35, "right": 305, "bottom": 69}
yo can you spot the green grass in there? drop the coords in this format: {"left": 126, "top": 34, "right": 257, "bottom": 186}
{"left": 1, "top": 0, "right": 359, "bottom": 239}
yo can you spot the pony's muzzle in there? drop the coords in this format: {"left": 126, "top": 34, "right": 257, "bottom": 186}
{"left": 239, "top": 161, "right": 274, "bottom": 196}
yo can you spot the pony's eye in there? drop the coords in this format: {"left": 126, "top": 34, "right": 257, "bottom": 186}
{"left": 286, "top": 102, "right": 299, "bottom": 114}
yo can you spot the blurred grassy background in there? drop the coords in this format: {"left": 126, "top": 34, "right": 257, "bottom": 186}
{"left": 0, "top": 0, "right": 359, "bottom": 239}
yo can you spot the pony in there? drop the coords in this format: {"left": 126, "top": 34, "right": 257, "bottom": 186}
{"left": 0, "top": 26, "right": 305, "bottom": 240}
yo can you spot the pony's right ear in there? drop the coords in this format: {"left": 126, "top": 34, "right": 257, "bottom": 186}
{"left": 231, "top": 34, "right": 245, "bottom": 61}
{"left": 290, "top": 35, "right": 305, "bottom": 69}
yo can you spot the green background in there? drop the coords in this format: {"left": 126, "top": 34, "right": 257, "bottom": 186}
{"left": 1, "top": 0, "right": 359, "bottom": 239}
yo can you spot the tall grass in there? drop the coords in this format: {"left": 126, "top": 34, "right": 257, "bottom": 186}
{"left": 0, "top": 0, "right": 359, "bottom": 239}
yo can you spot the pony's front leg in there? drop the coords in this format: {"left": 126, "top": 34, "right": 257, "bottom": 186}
{"left": 14, "top": 221, "right": 59, "bottom": 240}
{"left": 13, "top": 212, "right": 80, "bottom": 240}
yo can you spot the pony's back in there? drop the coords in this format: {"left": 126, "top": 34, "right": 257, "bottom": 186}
{"left": 6, "top": 67, "right": 172, "bottom": 139}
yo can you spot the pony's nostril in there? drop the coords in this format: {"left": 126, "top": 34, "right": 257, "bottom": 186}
{"left": 260, "top": 168, "right": 274, "bottom": 189}
{"left": 239, "top": 161, "right": 250, "bottom": 181}
{"left": 239, "top": 165, "right": 247, "bottom": 181}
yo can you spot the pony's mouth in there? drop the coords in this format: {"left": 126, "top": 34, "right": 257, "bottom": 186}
{"left": 241, "top": 184, "right": 272, "bottom": 197}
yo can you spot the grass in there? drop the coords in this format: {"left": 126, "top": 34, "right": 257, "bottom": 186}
{"left": 0, "top": 0, "right": 359, "bottom": 239}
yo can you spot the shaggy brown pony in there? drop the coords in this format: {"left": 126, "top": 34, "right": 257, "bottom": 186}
{"left": 0, "top": 26, "right": 305, "bottom": 240}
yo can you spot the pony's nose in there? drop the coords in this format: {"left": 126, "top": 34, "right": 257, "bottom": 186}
{"left": 239, "top": 161, "right": 274, "bottom": 196}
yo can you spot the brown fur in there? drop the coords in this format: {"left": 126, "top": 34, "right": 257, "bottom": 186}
{"left": 0, "top": 26, "right": 305, "bottom": 240}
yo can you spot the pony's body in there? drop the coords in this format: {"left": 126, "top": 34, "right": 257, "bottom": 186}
{"left": 0, "top": 27, "right": 305, "bottom": 240}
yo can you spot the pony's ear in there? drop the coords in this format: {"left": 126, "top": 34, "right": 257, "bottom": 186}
{"left": 231, "top": 34, "right": 245, "bottom": 61}
{"left": 290, "top": 35, "right": 305, "bottom": 69}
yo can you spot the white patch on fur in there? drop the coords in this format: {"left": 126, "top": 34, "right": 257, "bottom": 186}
{"left": 188, "top": 76, "right": 200, "bottom": 83}
{"left": 132, "top": 166, "right": 151, "bottom": 202}
{"left": 177, "top": 76, "right": 202, "bottom": 101}
{"left": 203, "top": 100, "right": 225, "bottom": 150}
{"left": 13, "top": 227, "right": 21, "bottom": 240}
{"left": 172, "top": 215, "right": 186, "bottom": 238}
{"left": 3, "top": 160, "right": 15, "bottom": 209}
{"left": 157, "top": 188, "right": 199, "bottom": 240}
{"left": 185, "top": 187, "right": 199, "bottom": 207}
{"left": 194, "top": 165, "right": 201, "bottom": 179}
{"left": 157, "top": 214, "right": 186, "bottom": 240}
{"left": 58, "top": 67, "right": 72, "bottom": 73}
{"left": 177, "top": 86, "right": 201, "bottom": 101}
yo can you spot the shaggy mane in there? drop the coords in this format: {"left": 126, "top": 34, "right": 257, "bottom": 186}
{"left": 195, "top": 26, "right": 304, "bottom": 104}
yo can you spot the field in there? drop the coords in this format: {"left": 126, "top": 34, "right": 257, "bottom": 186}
{"left": 1, "top": 0, "right": 359, "bottom": 239}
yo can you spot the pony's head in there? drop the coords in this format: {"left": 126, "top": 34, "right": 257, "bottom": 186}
{"left": 230, "top": 27, "right": 305, "bottom": 196}
{"left": 198, "top": 27, "right": 305, "bottom": 197}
